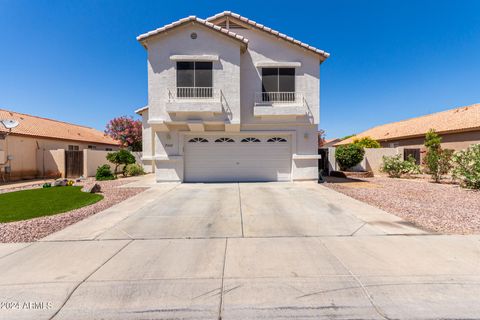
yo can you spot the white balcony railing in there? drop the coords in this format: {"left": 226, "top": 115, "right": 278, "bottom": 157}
{"left": 254, "top": 92, "right": 303, "bottom": 105}
{"left": 168, "top": 87, "right": 220, "bottom": 101}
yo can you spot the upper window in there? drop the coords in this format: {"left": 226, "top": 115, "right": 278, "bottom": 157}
{"left": 88, "top": 145, "right": 97, "bottom": 150}
{"left": 215, "top": 138, "right": 235, "bottom": 143}
{"left": 267, "top": 137, "right": 287, "bottom": 143}
{"left": 177, "top": 62, "right": 213, "bottom": 98}
{"left": 261, "top": 68, "right": 295, "bottom": 102}
{"left": 68, "top": 145, "right": 79, "bottom": 151}
{"left": 188, "top": 137, "right": 209, "bottom": 143}
{"left": 241, "top": 137, "right": 261, "bottom": 143}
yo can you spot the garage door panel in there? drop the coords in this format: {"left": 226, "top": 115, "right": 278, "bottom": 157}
{"left": 184, "top": 135, "right": 292, "bottom": 182}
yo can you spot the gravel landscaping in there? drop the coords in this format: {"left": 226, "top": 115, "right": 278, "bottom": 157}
{"left": 0, "top": 179, "right": 147, "bottom": 243}
{"left": 325, "top": 176, "right": 480, "bottom": 234}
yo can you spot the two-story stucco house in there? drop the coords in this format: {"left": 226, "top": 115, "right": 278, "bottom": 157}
{"left": 136, "top": 11, "right": 329, "bottom": 182}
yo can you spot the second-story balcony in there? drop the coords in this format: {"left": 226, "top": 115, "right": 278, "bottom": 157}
{"left": 165, "top": 87, "right": 223, "bottom": 114}
{"left": 254, "top": 92, "right": 307, "bottom": 117}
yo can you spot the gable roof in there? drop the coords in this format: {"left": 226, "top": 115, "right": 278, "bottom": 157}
{"left": 0, "top": 109, "right": 119, "bottom": 145}
{"left": 206, "top": 11, "right": 330, "bottom": 61}
{"left": 337, "top": 103, "right": 480, "bottom": 145}
{"left": 137, "top": 16, "right": 248, "bottom": 48}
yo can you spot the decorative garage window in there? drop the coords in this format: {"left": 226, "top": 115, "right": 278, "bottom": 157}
{"left": 241, "top": 137, "right": 261, "bottom": 143}
{"left": 215, "top": 137, "right": 235, "bottom": 143}
{"left": 267, "top": 137, "right": 287, "bottom": 143}
{"left": 188, "top": 137, "right": 209, "bottom": 143}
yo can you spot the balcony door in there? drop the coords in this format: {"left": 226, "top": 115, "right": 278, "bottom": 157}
{"left": 176, "top": 61, "right": 213, "bottom": 98}
{"left": 261, "top": 68, "right": 295, "bottom": 102}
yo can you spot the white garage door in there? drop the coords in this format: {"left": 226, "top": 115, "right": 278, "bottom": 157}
{"left": 184, "top": 135, "right": 292, "bottom": 182}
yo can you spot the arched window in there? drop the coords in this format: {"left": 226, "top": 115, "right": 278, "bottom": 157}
{"left": 215, "top": 137, "right": 235, "bottom": 143}
{"left": 241, "top": 137, "right": 261, "bottom": 143}
{"left": 267, "top": 137, "right": 287, "bottom": 143}
{"left": 188, "top": 137, "right": 209, "bottom": 143}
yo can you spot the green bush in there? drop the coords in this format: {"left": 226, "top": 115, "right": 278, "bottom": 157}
{"left": 95, "top": 164, "right": 115, "bottom": 181}
{"left": 106, "top": 149, "right": 136, "bottom": 177}
{"left": 335, "top": 144, "right": 365, "bottom": 171}
{"left": 125, "top": 163, "right": 145, "bottom": 176}
{"left": 423, "top": 129, "right": 454, "bottom": 182}
{"left": 452, "top": 144, "right": 480, "bottom": 189}
{"left": 381, "top": 155, "right": 421, "bottom": 178}
{"left": 353, "top": 137, "right": 381, "bottom": 149}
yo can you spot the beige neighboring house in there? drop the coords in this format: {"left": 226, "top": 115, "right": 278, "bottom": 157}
{"left": 136, "top": 11, "right": 329, "bottom": 182}
{"left": 0, "top": 109, "right": 120, "bottom": 181}
{"left": 337, "top": 103, "right": 480, "bottom": 152}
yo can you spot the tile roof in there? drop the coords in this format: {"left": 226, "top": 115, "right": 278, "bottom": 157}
{"left": 135, "top": 105, "right": 148, "bottom": 114}
{"left": 137, "top": 16, "right": 249, "bottom": 47}
{"left": 337, "top": 103, "right": 480, "bottom": 145}
{"left": 206, "top": 11, "right": 330, "bottom": 60}
{"left": 0, "top": 109, "right": 119, "bottom": 145}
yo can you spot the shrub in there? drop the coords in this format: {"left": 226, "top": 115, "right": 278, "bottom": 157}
{"left": 125, "top": 163, "right": 145, "bottom": 176}
{"left": 423, "top": 129, "right": 454, "bottom": 182}
{"left": 106, "top": 149, "right": 136, "bottom": 177}
{"left": 381, "top": 154, "right": 421, "bottom": 178}
{"left": 335, "top": 144, "right": 365, "bottom": 171}
{"left": 95, "top": 164, "right": 115, "bottom": 181}
{"left": 353, "top": 137, "right": 381, "bottom": 149}
{"left": 452, "top": 144, "right": 480, "bottom": 189}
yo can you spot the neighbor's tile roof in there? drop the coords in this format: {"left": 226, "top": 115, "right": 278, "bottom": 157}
{"left": 206, "top": 11, "right": 330, "bottom": 60}
{"left": 137, "top": 16, "right": 248, "bottom": 46}
{"left": 337, "top": 103, "right": 480, "bottom": 145}
{"left": 0, "top": 109, "right": 119, "bottom": 145}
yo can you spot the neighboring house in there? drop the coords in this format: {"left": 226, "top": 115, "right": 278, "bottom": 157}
{"left": 136, "top": 11, "right": 329, "bottom": 182}
{"left": 0, "top": 109, "right": 120, "bottom": 180}
{"left": 337, "top": 103, "right": 480, "bottom": 152}
{"left": 319, "top": 138, "right": 341, "bottom": 148}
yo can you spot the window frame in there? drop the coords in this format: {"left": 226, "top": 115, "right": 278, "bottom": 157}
{"left": 214, "top": 137, "right": 235, "bottom": 143}
{"left": 176, "top": 61, "right": 213, "bottom": 89}
{"left": 68, "top": 145, "right": 79, "bottom": 151}
{"left": 261, "top": 67, "right": 295, "bottom": 93}
{"left": 188, "top": 137, "right": 209, "bottom": 143}
{"left": 267, "top": 137, "right": 287, "bottom": 143}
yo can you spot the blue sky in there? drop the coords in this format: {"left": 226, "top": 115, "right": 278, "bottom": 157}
{"left": 0, "top": 0, "right": 479, "bottom": 138}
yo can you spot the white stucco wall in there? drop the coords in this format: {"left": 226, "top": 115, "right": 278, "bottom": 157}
{"left": 235, "top": 29, "right": 320, "bottom": 126}
{"left": 146, "top": 24, "right": 241, "bottom": 124}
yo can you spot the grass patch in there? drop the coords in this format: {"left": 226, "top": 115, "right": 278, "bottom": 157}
{"left": 0, "top": 186, "right": 103, "bottom": 223}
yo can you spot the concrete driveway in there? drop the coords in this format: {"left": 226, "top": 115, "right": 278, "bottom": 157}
{"left": 1, "top": 182, "right": 479, "bottom": 320}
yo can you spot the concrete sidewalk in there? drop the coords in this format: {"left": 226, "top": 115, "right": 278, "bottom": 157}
{"left": 0, "top": 182, "right": 479, "bottom": 320}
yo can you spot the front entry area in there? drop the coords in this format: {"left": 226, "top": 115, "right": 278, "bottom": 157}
{"left": 184, "top": 134, "right": 292, "bottom": 182}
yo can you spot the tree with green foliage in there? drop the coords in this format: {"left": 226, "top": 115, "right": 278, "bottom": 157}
{"left": 423, "top": 129, "right": 453, "bottom": 182}
{"left": 352, "top": 137, "right": 381, "bottom": 149}
{"left": 106, "top": 149, "right": 136, "bottom": 177}
{"left": 452, "top": 144, "right": 480, "bottom": 189}
{"left": 335, "top": 144, "right": 365, "bottom": 171}
{"left": 340, "top": 134, "right": 356, "bottom": 141}
{"left": 96, "top": 164, "right": 115, "bottom": 181}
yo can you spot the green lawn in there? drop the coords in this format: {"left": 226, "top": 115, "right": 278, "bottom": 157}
{"left": 0, "top": 186, "right": 103, "bottom": 223}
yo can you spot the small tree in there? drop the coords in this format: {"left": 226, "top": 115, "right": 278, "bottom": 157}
{"left": 423, "top": 129, "right": 453, "bottom": 182}
{"left": 452, "top": 144, "right": 480, "bottom": 189}
{"left": 106, "top": 149, "right": 136, "bottom": 177}
{"left": 105, "top": 116, "right": 142, "bottom": 151}
{"left": 96, "top": 164, "right": 115, "bottom": 181}
{"left": 335, "top": 144, "right": 365, "bottom": 171}
{"left": 353, "top": 137, "right": 381, "bottom": 149}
